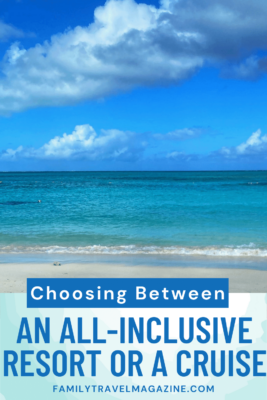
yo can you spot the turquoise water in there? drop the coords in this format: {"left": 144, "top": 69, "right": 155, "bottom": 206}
{"left": 0, "top": 171, "right": 267, "bottom": 258}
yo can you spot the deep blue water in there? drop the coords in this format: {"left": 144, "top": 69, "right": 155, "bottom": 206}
{"left": 0, "top": 171, "right": 267, "bottom": 258}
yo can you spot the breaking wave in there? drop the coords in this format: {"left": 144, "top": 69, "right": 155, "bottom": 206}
{"left": 0, "top": 243, "right": 267, "bottom": 257}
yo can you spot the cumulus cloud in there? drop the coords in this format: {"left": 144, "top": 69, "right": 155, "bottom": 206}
{"left": 219, "top": 129, "right": 267, "bottom": 158}
{"left": 155, "top": 127, "right": 205, "bottom": 140}
{"left": 236, "top": 129, "right": 267, "bottom": 154}
{"left": 163, "top": 129, "right": 267, "bottom": 167}
{"left": 0, "top": 124, "right": 147, "bottom": 162}
{"left": 0, "top": 20, "right": 24, "bottom": 42}
{"left": 1, "top": 126, "right": 267, "bottom": 169}
{"left": 1, "top": 0, "right": 267, "bottom": 114}
{"left": 163, "top": 129, "right": 267, "bottom": 169}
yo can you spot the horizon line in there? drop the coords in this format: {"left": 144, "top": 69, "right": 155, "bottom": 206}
{"left": 0, "top": 170, "right": 267, "bottom": 173}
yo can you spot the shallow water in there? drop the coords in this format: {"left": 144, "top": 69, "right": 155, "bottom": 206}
{"left": 0, "top": 171, "right": 267, "bottom": 265}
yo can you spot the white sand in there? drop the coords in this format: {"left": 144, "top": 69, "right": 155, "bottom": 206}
{"left": 0, "top": 262, "right": 266, "bottom": 293}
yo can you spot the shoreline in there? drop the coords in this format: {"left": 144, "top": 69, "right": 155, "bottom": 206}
{"left": 1, "top": 253, "right": 267, "bottom": 269}
{"left": 0, "top": 262, "right": 267, "bottom": 293}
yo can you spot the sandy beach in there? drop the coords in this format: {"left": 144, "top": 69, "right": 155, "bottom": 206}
{"left": 0, "top": 262, "right": 266, "bottom": 293}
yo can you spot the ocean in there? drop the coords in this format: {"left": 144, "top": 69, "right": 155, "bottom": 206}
{"left": 0, "top": 171, "right": 267, "bottom": 268}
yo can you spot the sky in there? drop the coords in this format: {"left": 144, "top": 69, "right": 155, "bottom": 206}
{"left": 0, "top": 0, "right": 267, "bottom": 171}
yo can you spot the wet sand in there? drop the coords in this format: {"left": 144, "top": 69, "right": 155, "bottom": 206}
{"left": 0, "top": 262, "right": 266, "bottom": 293}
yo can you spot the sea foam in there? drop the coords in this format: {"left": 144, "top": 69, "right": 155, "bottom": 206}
{"left": 0, "top": 244, "right": 267, "bottom": 257}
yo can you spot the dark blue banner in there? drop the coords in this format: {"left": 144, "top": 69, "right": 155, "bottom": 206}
{"left": 27, "top": 278, "right": 228, "bottom": 308}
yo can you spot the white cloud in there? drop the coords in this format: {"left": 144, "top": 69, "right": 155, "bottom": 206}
{"left": 236, "top": 129, "right": 267, "bottom": 154}
{"left": 155, "top": 127, "right": 204, "bottom": 140}
{"left": 164, "top": 129, "right": 267, "bottom": 166}
{"left": 1, "top": 126, "right": 267, "bottom": 169}
{"left": 1, "top": 0, "right": 267, "bottom": 114}
{"left": 0, "top": 20, "right": 24, "bottom": 42}
{"left": 0, "top": 124, "right": 146, "bottom": 162}
{"left": 0, "top": 123, "right": 207, "bottom": 163}
{"left": 0, "top": 0, "right": 202, "bottom": 114}
{"left": 219, "top": 129, "right": 267, "bottom": 158}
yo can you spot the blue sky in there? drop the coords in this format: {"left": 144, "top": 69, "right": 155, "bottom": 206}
{"left": 0, "top": 0, "right": 267, "bottom": 170}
